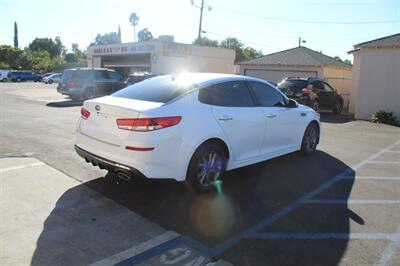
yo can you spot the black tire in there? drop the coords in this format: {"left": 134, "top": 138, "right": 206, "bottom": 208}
{"left": 301, "top": 122, "right": 319, "bottom": 155}
{"left": 83, "top": 87, "right": 96, "bottom": 100}
{"left": 185, "top": 142, "right": 227, "bottom": 193}
{"left": 311, "top": 100, "right": 320, "bottom": 112}
{"left": 48, "top": 79, "right": 53, "bottom": 84}
{"left": 2, "top": 78, "right": 7, "bottom": 82}
{"left": 333, "top": 100, "right": 343, "bottom": 115}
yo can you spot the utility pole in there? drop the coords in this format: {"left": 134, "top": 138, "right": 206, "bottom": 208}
{"left": 298, "top": 37, "right": 306, "bottom": 47}
{"left": 197, "top": 0, "right": 205, "bottom": 40}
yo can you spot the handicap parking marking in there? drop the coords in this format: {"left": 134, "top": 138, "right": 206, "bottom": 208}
{"left": 115, "top": 236, "right": 231, "bottom": 266}
{"left": 246, "top": 232, "right": 396, "bottom": 240}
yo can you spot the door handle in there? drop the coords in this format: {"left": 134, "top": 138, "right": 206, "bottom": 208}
{"left": 218, "top": 115, "right": 233, "bottom": 121}
{"left": 266, "top": 114, "right": 277, "bottom": 118}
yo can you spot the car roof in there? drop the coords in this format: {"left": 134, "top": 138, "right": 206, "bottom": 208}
{"left": 156, "top": 73, "right": 273, "bottom": 88}
{"left": 64, "top": 67, "right": 115, "bottom": 72}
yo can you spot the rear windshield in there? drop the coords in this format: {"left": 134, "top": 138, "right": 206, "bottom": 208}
{"left": 62, "top": 69, "right": 92, "bottom": 81}
{"left": 278, "top": 80, "right": 309, "bottom": 92}
{"left": 112, "top": 75, "right": 196, "bottom": 103}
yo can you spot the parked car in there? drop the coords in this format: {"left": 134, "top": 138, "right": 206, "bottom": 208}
{"left": 277, "top": 77, "right": 344, "bottom": 114}
{"left": 7, "top": 71, "right": 43, "bottom": 82}
{"left": 0, "top": 70, "right": 10, "bottom": 82}
{"left": 125, "top": 73, "right": 157, "bottom": 86}
{"left": 43, "top": 73, "right": 62, "bottom": 84}
{"left": 57, "top": 68, "right": 125, "bottom": 101}
{"left": 75, "top": 73, "right": 320, "bottom": 193}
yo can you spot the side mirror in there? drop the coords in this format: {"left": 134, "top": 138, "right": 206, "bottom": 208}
{"left": 287, "top": 99, "right": 298, "bottom": 108}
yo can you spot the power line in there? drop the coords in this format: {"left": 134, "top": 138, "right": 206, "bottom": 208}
{"left": 212, "top": 5, "right": 400, "bottom": 25}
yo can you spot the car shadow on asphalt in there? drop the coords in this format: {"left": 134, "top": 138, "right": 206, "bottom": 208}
{"left": 31, "top": 151, "right": 358, "bottom": 265}
{"left": 46, "top": 100, "right": 83, "bottom": 108}
{"left": 320, "top": 112, "right": 354, "bottom": 124}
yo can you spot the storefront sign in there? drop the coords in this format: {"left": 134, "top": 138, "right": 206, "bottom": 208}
{"left": 92, "top": 43, "right": 156, "bottom": 55}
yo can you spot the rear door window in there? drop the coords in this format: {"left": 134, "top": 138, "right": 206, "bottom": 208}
{"left": 248, "top": 81, "right": 286, "bottom": 107}
{"left": 198, "top": 81, "right": 255, "bottom": 107}
{"left": 95, "top": 70, "right": 109, "bottom": 79}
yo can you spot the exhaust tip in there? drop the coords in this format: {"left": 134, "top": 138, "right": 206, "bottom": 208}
{"left": 116, "top": 171, "right": 132, "bottom": 181}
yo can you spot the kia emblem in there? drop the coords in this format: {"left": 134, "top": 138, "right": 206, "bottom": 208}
{"left": 95, "top": 105, "right": 100, "bottom": 111}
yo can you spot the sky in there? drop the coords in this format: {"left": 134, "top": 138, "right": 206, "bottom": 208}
{"left": 1, "top": 0, "right": 399, "bottom": 61}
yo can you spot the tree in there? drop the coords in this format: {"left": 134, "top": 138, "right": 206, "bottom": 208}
{"left": 129, "top": 12, "right": 139, "bottom": 42}
{"left": 242, "top": 47, "right": 263, "bottom": 60}
{"left": 13, "top": 22, "right": 18, "bottom": 48}
{"left": 193, "top": 37, "right": 219, "bottom": 47}
{"left": 90, "top": 32, "right": 121, "bottom": 46}
{"left": 220, "top": 37, "right": 247, "bottom": 62}
{"left": 118, "top": 25, "right": 122, "bottom": 43}
{"left": 137, "top": 28, "right": 153, "bottom": 42}
{"left": 334, "top": 55, "right": 352, "bottom": 65}
{"left": 28, "top": 37, "right": 64, "bottom": 58}
{"left": 343, "top": 59, "right": 352, "bottom": 65}
{"left": 71, "top": 43, "right": 79, "bottom": 53}
{"left": 0, "top": 45, "right": 23, "bottom": 69}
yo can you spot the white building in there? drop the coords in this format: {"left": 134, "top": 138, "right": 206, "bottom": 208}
{"left": 87, "top": 37, "right": 235, "bottom": 77}
{"left": 348, "top": 33, "right": 400, "bottom": 120}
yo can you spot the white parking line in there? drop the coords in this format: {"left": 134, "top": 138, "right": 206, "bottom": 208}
{"left": 376, "top": 225, "right": 400, "bottom": 266}
{"left": 304, "top": 199, "right": 400, "bottom": 205}
{"left": 247, "top": 232, "right": 395, "bottom": 240}
{"left": 340, "top": 176, "right": 400, "bottom": 180}
{"left": 89, "top": 231, "right": 180, "bottom": 266}
{"left": 0, "top": 162, "right": 44, "bottom": 173}
{"left": 368, "top": 161, "right": 400, "bottom": 164}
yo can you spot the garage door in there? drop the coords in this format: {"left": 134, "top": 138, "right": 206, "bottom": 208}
{"left": 244, "top": 69, "right": 318, "bottom": 83}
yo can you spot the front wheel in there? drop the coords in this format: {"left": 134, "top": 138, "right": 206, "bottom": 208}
{"left": 185, "top": 143, "right": 227, "bottom": 193}
{"left": 301, "top": 123, "right": 319, "bottom": 155}
{"left": 48, "top": 80, "right": 53, "bottom": 84}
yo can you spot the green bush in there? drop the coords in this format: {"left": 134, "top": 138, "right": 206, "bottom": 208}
{"left": 370, "top": 111, "right": 398, "bottom": 126}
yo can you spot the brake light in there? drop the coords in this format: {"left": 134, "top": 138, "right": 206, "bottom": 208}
{"left": 81, "top": 107, "right": 90, "bottom": 120}
{"left": 68, "top": 80, "right": 77, "bottom": 88}
{"left": 116, "top": 116, "right": 181, "bottom": 131}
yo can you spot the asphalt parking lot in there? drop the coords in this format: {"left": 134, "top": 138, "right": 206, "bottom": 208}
{"left": 1, "top": 82, "right": 400, "bottom": 266}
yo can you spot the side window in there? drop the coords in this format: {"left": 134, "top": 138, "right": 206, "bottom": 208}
{"left": 95, "top": 70, "right": 109, "bottom": 79}
{"left": 312, "top": 81, "right": 324, "bottom": 91}
{"left": 323, "top": 82, "right": 334, "bottom": 92}
{"left": 199, "top": 81, "right": 255, "bottom": 107}
{"left": 109, "top": 71, "right": 122, "bottom": 81}
{"left": 248, "top": 81, "right": 286, "bottom": 107}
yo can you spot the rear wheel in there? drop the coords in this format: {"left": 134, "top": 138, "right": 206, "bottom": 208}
{"left": 311, "top": 100, "right": 320, "bottom": 112}
{"left": 301, "top": 122, "right": 319, "bottom": 155}
{"left": 333, "top": 100, "right": 343, "bottom": 114}
{"left": 185, "top": 142, "right": 227, "bottom": 193}
{"left": 2, "top": 78, "right": 7, "bottom": 82}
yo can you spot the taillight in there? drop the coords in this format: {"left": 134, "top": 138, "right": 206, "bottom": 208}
{"left": 68, "top": 80, "right": 77, "bottom": 88}
{"left": 81, "top": 107, "right": 90, "bottom": 120}
{"left": 116, "top": 116, "right": 181, "bottom": 131}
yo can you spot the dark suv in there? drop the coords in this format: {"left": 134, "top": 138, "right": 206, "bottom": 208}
{"left": 125, "top": 73, "right": 157, "bottom": 86}
{"left": 8, "top": 71, "right": 42, "bottom": 82}
{"left": 277, "top": 78, "right": 344, "bottom": 114}
{"left": 57, "top": 68, "right": 124, "bottom": 101}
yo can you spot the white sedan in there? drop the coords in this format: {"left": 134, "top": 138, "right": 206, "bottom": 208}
{"left": 75, "top": 73, "right": 320, "bottom": 193}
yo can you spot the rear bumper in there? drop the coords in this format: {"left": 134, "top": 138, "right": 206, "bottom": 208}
{"left": 74, "top": 145, "right": 147, "bottom": 179}
{"left": 57, "top": 87, "right": 84, "bottom": 96}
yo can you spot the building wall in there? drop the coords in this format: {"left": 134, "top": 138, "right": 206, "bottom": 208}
{"left": 240, "top": 64, "right": 323, "bottom": 82}
{"left": 152, "top": 44, "right": 235, "bottom": 74}
{"left": 349, "top": 52, "right": 361, "bottom": 114}
{"left": 323, "top": 66, "right": 352, "bottom": 110}
{"left": 352, "top": 47, "right": 400, "bottom": 120}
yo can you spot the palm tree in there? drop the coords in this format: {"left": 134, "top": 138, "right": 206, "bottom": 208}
{"left": 129, "top": 12, "right": 139, "bottom": 42}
